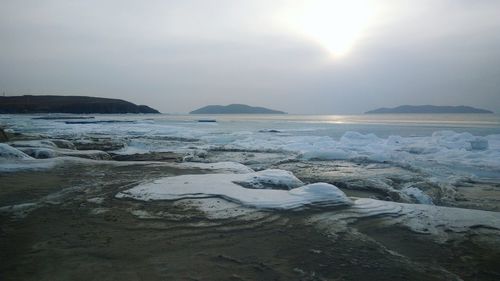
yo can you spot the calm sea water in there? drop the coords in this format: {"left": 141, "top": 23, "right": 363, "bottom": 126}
{"left": 137, "top": 113, "right": 500, "bottom": 138}
{"left": 2, "top": 113, "right": 500, "bottom": 138}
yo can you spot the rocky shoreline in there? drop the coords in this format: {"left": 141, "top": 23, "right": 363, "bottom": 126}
{"left": 1, "top": 128, "right": 500, "bottom": 280}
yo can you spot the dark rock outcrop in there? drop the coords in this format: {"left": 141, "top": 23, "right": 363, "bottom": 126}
{"left": 190, "top": 104, "right": 286, "bottom": 114}
{"left": 50, "top": 139, "right": 76, "bottom": 150}
{"left": 366, "top": 105, "right": 493, "bottom": 114}
{"left": 0, "top": 128, "right": 8, "bottom": 142}
{"left": 110, "top": 152, "right": 183, "bottom": 162}
{"left": 73, "top": 138, "right": 126, "bottom": 152}
{"left": 0, "top": 95, "right": 160, "bottom": 114}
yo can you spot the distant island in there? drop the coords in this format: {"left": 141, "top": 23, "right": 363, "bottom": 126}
{"left": 365, "top": 105, "right": 493, "bottom": 114}
{"left": 190, "top": 104, "right": 286, "bottom": 114}
{"left": 0, "top": 95, "right": 160, "bottom": 114}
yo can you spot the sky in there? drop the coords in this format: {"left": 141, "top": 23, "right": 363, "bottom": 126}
{"left": 1, "top": 0, "right": 499, "bottom": 114}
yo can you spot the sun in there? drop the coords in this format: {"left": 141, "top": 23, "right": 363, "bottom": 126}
{"left": 281, "top": 0, "right": 378, "bottom": 57}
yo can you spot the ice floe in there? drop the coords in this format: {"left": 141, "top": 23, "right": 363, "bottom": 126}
{"left": 116, "top": 169, "right": 352, "bottom": 210}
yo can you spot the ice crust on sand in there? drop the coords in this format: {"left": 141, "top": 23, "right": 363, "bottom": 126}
{"left": 117, "top": 170, "right": 352, "bottom": 210}
{"left": 310, "top": 198, "right": 500, "bottom": 242}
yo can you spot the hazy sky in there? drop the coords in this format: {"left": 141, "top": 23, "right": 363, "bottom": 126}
{"left": 1, "top": 0, "right": 499, "bottom": 114}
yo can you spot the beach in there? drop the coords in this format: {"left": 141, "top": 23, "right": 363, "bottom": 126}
{"left": 1, "top": 114, "right": 500, "bottom": 280}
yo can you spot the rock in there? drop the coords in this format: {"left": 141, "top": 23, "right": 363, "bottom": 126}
{"left": 50, "top": 139, "right": 76, "bottom": 150}
{"left": 17, "top": 147, "right": 111, "bottom": 160}
{"left": 73, "top": 139, "right": 125, "bottom": 151}
{"left": 0, "top": 128, "right": 8, "bottom": 142}
{"left": 69, "top": 150, "right": 111, "bottom": 160}
{"left": 18, "top": 147, "right": 59, "bottom": 159}
{"left": 9, "top": 140, "right": 58, "bottom": 149}
{"left": 111, "top": 152, "right": 183, "bottom": 162}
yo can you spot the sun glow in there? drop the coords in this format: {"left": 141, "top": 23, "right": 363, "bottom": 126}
{"left": 282, "top": 0, "right": 379, "bottom": 57}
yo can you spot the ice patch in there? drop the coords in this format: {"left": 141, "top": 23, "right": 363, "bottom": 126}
{"left": 116, "top": 170, "right": 352, "bottom": 210}
{"left": 401, "top": 187, "right": 434, "bottom": 205}
{"left": 87, "top": 197, "right": 105, "bottom": 204}
{"left": 0, "top": 143, "right": 34, "bottom": 159}
{"left": 234, "top": 169, "right": 304, "bottom": 190}
{"left": 311, "top": 198, "right": 500, "bottom": 241}
{"left": 90, "top": 208, "right": 110, "bottom": 215}
{"left": 354, "top": 198, "right": 500, "bottom": 237}
{"left": 276, "top": 131, "right": 500, "bottom": 181}
{"left": 129, "top": 209, "right": 158, "bottom": 219}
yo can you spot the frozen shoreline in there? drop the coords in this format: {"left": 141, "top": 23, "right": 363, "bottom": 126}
{"left": 2, "top": 114, "right": 500, "bottom": 280}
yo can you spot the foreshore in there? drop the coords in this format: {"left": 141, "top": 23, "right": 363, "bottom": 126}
{"left": 1, "top": 118, "right": 500, "bottom": 280}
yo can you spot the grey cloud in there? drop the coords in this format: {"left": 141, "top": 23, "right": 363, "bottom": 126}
{"left": 1, "top": 0, "right": 499, "bottom": 113}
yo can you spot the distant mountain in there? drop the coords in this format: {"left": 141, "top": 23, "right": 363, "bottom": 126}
{"left": 190, "top": 104, "right": 286, "bottom": 114}
{"left": 0, "top": 95, "right": 160, "bottom": 114}
{"left": 365, "top": 105, "right": 493, "bottom": 114}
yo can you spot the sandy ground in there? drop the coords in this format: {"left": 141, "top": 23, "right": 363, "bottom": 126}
{"left": 2, "top": 160, "right": 500, "bottom": 281}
